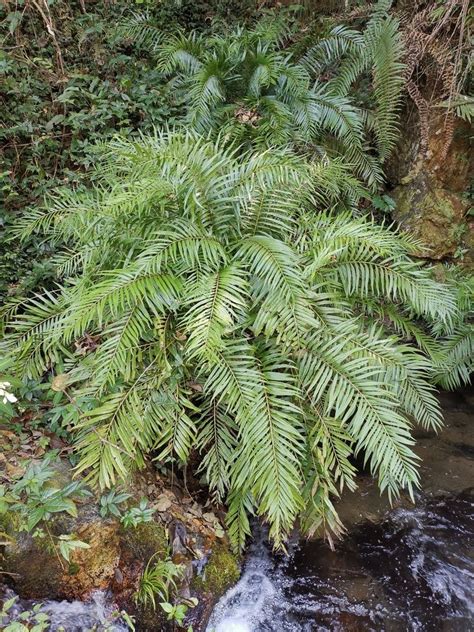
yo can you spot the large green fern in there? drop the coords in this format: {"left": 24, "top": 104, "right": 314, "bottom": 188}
{"left": 2, "top": 130, "right": 463, "bottom": 550}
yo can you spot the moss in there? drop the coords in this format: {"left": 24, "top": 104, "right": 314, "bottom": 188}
{"left": 392, "top": 176, "right": 467, "bottom": 260}
{"left": 3, "top": 541, "right": 63, "bottom": 599}
{"left": 135, "top": 603, "right": 167, "bottom": 632}
{"left": 68, "top": 562, "right": 80, "bottom": 575}
{"left": 197, "top": 545, "right": 240, "bottom": 597}
{"left": 0, "top": 510, "right": 16, "bottom": 536}
{"left": 120, "top": 521, "right": 168, "bottom": 562}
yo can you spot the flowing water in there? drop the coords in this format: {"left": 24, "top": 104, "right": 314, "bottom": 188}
{"left": 0, "top": 587, "right": 129, "bottom": 630}
{"left": 206, "top": 492, "right": 474, "bottom": 632}
{"left": 207, "top": 389, "right": 474, "bottom": 632}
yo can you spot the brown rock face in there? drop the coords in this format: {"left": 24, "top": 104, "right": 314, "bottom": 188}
{"left": 62, "top": 522, "right": 120, "bottom": 598}
{"left": 2, "top": 520, "right": 120, "bottom": 601}
{"left": 391, "top": 174, "right": 468, "bottom": 259}
{"left": 387, "top": 109, "right": 472, "bottom": 262}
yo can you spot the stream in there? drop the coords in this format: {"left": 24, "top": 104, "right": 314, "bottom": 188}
{"left": 206, "top": 491, "right": 474, "bottom": 632}
{"left": 207, "top": 388, "right": 474, "bottom": 632}
{"left": 1, "top": 389, "right": 473, "bottom": 631}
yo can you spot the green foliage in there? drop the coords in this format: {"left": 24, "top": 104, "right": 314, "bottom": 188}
{"left": 431, "top": 272, "right": 473, "bottom": 390}
{"left": 135, "top": 554, "right": 184, "bottom": 611}
{"left": 99, "top": 488, "right": 132, "bottom": 518}
{"left": 121, "top": 499, "right": 155, "bottom": 528}
{"left": 2, "top": 130, "right": 462, "bottom": 550}
{"left": 0, "top": 598, "right": 49, "bottom": 632}
{"left": 56, "top": 533, "right": 91, "bottom": 562}
{"left": 0, "top": 0, "right": 182, "bottom": 299}
{"left": 122, "top": 1, "right": 405, "bottom": 188}
{"left": 434, "top": 94, "right": 474, "bottom": 123}
{"left": 160, "top": 600, "right": 197, "bottom": 628}
{"left": 6, "top": 458, "right": 88, "bottom": 532}
{"left": 135, "top": 552, "right": 197, "bottom": 628}
{"left": 0, "top": 457, "right": 90, "bottom": 562}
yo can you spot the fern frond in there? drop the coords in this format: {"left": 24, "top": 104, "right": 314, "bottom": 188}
{"left": 115, "top": 11, "right": 163, "bottom": 52}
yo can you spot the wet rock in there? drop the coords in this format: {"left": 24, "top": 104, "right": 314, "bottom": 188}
{"left": 0, "top": 460, "right": 239, "bottom": 631}
{"left": 171, "top": 520, "right": 188, "bottom": 556}
{"left": 194, "top": 545, "right": 240, "bottom": 596}
{"left": 62, "top": 522, "right": 120, "bottom": 598}
{"left": 1, "top": 520, "right": 120, "bottom": 601}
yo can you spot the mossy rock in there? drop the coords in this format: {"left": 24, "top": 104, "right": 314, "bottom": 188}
{"left": 134, "top": 602, "right": 167, "bottom": 632}
{"left": 2, "top": 534, "right": 63, "bottom": 599}
{"left": 392, "top": 174, "right": 468, "bottom": 260}
{"left": 195, "top": 545, "right": 240, "bottom": 597}
{"left": 120, "top": 521, "right": 168, "bottom": 562}
{"left": 1, "top": 520, "right": 120, "bottom": 600}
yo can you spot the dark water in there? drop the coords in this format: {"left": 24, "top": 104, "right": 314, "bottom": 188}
{"left": 3, "top": 493, "right": 473, "bottom": 630}
{"left": 207, "top": 492, "right": 474, "bottom": 632}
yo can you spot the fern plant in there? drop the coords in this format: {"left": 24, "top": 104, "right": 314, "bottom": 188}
{"left": 2, "top": 130, "right": 461, "bottom": 550}
{"left": 118, "top": 1, "right": 405, "bottom": 188}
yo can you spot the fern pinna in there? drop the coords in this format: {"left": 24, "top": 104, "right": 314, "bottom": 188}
{"left": 3, "top": 130, "right": 462, "bottom": 550}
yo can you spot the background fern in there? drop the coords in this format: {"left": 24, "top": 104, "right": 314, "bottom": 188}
{"left": 116, "top": 1, "right": 406, "bottom": 189}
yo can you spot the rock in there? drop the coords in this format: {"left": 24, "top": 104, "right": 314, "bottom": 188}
{"left": 119, "top": 521, "right": 168, "bottom": 563}
{"left": 386, "top": 108, "right": 471, "bottom": 263}
{"left": 153, "top": 494, "right": 172, "bottom": 512}
{"left": 0, "top": 460, "right": 239, "bottom": 632}
{"left": 190, "top": 545, "right": 241, "bottom": 632}
{"left": 171, "top": 521, "right": 188, "bottom": 556}
{"left": 63, "top": 522, "right": 120, "bottom": 598}
{"left": 391, "top": 174, "right": 468, "bottom": 259}
{"left": 194, "top": 545, "right": 240, "bottom": 596}
{"left": 202, "top": 512, "right": 218, "bottom": 524}
{"left": 1, "top": 520, "right": 120, "bottom": 601}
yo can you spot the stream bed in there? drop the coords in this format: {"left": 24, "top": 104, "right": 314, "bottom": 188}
{"left": 207, "top": 388, "right": 474, "bottom": 632}
{"left": 207, "top": 491, "right": 474, "bottom": 632}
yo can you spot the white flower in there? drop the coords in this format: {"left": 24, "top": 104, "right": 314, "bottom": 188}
{"left": 0, "top": 382, "right": 17, "bottom": 405}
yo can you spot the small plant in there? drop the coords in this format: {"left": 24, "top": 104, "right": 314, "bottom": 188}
{"left": 160, "top": 600, "right": 197, "bottom": 628}
{"left": 56, "top": 534, "right": 91, "bottom": 562}
{"left": 0, "top": 597, "right": 49, "bottom": 632}
{"left": 135, "top": 555, "right": 183, "bottom": 611}
{"left": 371, "top": 193, "right": 396, "bottom": 214}
{"left": 9, "top": 459, "right": 89, "bottom": 533}
{"left": 120, "top": 499, "right": 154, "bottom": 528}
{"left": 0, "top": 458, "right": 91, "bottom": 564}
{"left": 99, "top": 489, "right": 132, "bottom": 518}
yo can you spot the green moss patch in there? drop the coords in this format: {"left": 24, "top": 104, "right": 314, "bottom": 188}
{"left": 120, "top": 521, "right": 168, "bottom": 562}
{"left": 197, "top": 546, "right": 240, "bottom": 597}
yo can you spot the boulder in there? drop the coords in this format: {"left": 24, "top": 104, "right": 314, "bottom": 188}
{"left": 1, "top": 513, "right": 121, "bottom": 601}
